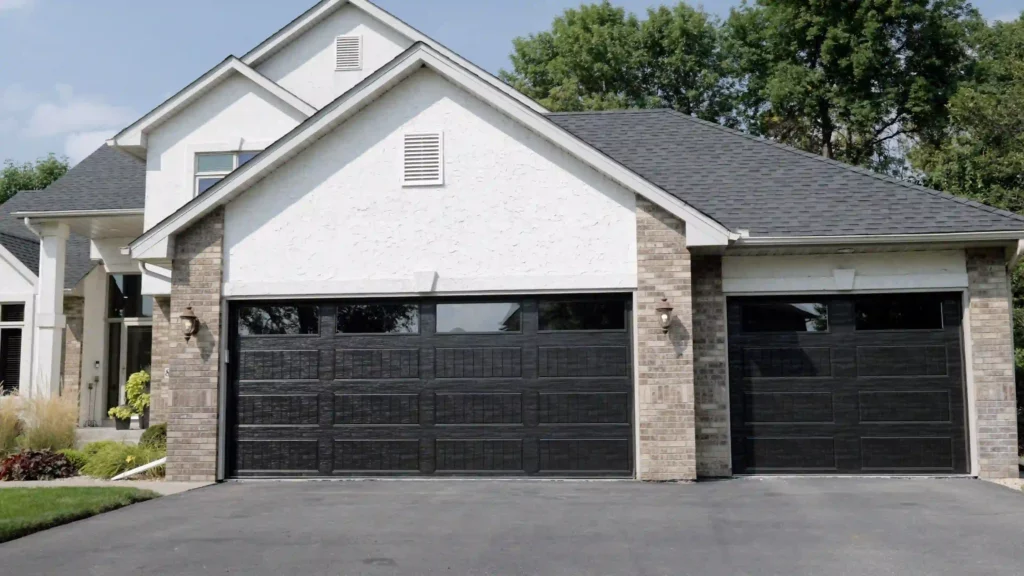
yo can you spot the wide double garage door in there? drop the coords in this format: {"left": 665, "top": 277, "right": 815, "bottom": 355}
{"left": 729, "top": 293, "right": 969, "bottom": 474}
{"left": 226, "top": 295, "right": 634, "bottom": 478}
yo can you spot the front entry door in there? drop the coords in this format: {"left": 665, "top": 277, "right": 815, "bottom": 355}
{"left": 106, "top": 323, "right": 152, "bottom": 411}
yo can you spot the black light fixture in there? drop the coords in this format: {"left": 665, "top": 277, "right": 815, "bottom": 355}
{"left": 180, "top": 306, "right": 200, "bottom": 342}
{"left": 655, "top": 298, "right": 674, "bottom": 333}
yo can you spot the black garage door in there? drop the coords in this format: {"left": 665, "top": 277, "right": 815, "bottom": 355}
{"left": 728, "top": 293, "right": 968, "bottom": 474}
{"left": 227, "top": 295, "right": 634, "bottom": 477}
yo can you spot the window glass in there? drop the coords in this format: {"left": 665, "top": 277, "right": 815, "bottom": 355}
{"left": 238, "top": 305, "right": 320, "bottom": 336}
{"left": 436, "top": 302, "right": 522, "bottom": 333}
{"left": 741, "top": 302, "right": 829, "bottom": 333}
{"left": 337, "top": 303, "right": 419, "bottom": 334}
{"left": 0, "top": 328, "right": 22, "bottom": 393}
{"left": 539, "top": 300, "right": 626, "bottom": 331}
{"left": 197, "top": 177, "right": 223, "bottom": 194}
{"left": 237, "top": 151, "right": 259, "bottom": 166}
{"left": 196, "top": 153, "right": 235, "bottom": 173}
{"left": 1, "top": 304, "right": 25, "bottom": 323}
{"left": 108, "top": 275, "right": 151, "bottom": 319}
{"left": 855, "top": 296, "right": 943, "bottom": 331}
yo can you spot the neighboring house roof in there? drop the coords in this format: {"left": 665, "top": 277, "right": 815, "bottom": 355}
{"left": 241, "top": 0, "right": 546, "bottom": 114}
{"left": 110, "top": 57, "right": 316, "bottom": 154}
{"left": 549, "top": 109, "right": 1024, "bottom": 238}
{"left": 11, "top": 145, "right": 146, "bottom": 212}
{"left": 129, "top": 43, "right": 733, "bottom": 259}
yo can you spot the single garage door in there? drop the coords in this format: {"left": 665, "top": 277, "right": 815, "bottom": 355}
{"left": 227, "top": 295, "right": 634, "bottom": 478}
{"left": 728, "top": 293, "right": 968, "bottom": 474}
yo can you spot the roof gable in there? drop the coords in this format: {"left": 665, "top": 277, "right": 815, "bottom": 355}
{"left": 129, "top": 44, "right": 732, "bottom": 259}
{"left": 550, "top": 110, "right": 1024, "bottom": 241}
{"left": 110, "top": 57, "right": 316, "bottom": 156}
{"left": 241, "top": 0, "right": 546, "bottom": 114}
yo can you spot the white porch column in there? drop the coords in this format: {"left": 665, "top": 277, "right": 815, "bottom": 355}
{"left": 31, "top": 222, "right": 69, "bottom": 398}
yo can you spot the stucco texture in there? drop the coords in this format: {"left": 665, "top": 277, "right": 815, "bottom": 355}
{"left": 223, "top": 69, "right": 638, "bottom": 297}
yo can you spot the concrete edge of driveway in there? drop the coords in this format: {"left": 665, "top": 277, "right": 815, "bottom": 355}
{"left": 0, "top": 478, "right": 214, "bottom": 496}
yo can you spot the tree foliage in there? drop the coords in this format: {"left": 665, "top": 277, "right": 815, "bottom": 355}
{"left": 0, "top": 154, "right": 69, "bottom": 204}
{"left": 499, "top": 1, "right": 732, "bottom": 122}
{"left": 724, "top": 0, "right": 981, "bottom": 171}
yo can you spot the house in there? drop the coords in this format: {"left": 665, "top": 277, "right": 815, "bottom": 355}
{"left": 4, "top": 0, "right": 1019, "bottom": 481}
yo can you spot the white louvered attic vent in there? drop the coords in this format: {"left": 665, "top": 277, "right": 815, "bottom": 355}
{"left": 335, "top": 35, "right": 362, "bottom": 71}
{"left": 403, "top": 132, "right": 444, "bottom": 187}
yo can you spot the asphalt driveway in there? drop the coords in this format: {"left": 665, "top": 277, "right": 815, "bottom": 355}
{"left": 2, "top": 478, "right": 1022, "bottom": 576}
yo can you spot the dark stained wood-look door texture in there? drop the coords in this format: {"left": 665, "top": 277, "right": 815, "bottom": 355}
{"left": 728, "top": 294, "right": 969, "bottom": 474}
{"left": 227, "top": 296, "right": 634, "bottom": 478}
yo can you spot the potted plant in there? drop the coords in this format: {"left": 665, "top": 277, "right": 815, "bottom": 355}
{"left": 108, "top": 405, "right": 133, "bottom": 430}
{"left": 126, "top": 370, "right": 151, "bottom": 430}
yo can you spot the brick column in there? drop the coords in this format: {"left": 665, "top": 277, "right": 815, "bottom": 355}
{"left": 149, "top": 297, "right": 172, "bottom": 425}
{"left": 966, "top": 248, "right": 1019, "bottom": 479}
{"left": 692, "top": 255, "right": 731, "bottom": 477}
{"left": 635, "top": 197, "right": 696, "bottom": 481}
{"left": 168, "top": 208, "right": 224, "bottom": 482}
{"left": 61, "top": 296, "right": 84, "bottom": 407}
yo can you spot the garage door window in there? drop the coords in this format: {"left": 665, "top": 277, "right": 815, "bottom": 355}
{"left": 854, "top": 295, "right": 943, "bottom": 331}
{"left": 436, "top": 302, "right": 522, "bottom": 333}
{"left": 539, "top": 299, "right": 626, "bottom": 331}
{"left": 336, "top": 303, "right": 419, "bottom": 334}
{"left": 238, "top": 304, "right": 320, "bottom": 335}
{"left": 741, "top": 302, "right": 828, "bottom": 333}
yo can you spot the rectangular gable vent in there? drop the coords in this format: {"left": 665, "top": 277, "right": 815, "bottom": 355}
{"left": 335, "top": 35, "right": 362, "bottom": 71}
{"left": 403, "top": 132, "right": 444, "bottom": 186}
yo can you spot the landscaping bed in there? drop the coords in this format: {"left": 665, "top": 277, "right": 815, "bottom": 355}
{"left": 0, "top": 487, "right": 158, "bottom": 543}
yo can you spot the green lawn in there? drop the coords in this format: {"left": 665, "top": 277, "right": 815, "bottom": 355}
{"left": 0, "top": 487, "right": 159, "bottom": 543}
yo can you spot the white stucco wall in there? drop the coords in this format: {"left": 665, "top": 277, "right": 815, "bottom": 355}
{"left": 143, "top": 74, "right": 308, "bottom": 294}
{"left": 0, "top": 250, "right": 35, "bottom": 396}
{"left": 722, "top": 250, "right": 969, "bottom": 294}
{"left": 224, "top": 69, "right": 638, "bottom": 297}
{"left": 256, "top": 4, "right": 412, "bottom": 109}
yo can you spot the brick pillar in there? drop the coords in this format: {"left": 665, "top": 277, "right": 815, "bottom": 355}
{"left": 635, "top": 197, "right": 696, "bottom": 481}
{"left": 61, "top": 296, "right": 84, "bottom": 407}
{"left": 692, "top": 255, "right": 731, "bottom": 477}
{"left": 966, "top": 248, "right": 1019, "bottom": 479}
{"left": 168, "top": 208, "right": 224, "bottom": 482}
{"left": 149, "top": 297, "right": 172, "bottom": 425}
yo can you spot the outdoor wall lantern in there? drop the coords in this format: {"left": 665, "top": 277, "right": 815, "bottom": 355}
{"left": 656, "top": 298, "right": 674, "bottom": 333}
{"left": 180, "top": 306, "right": 200, "bottom": 342}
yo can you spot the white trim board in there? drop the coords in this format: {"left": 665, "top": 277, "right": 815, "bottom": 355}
{"left": 109, "top": 58, "right": 316, "bottom": 154}
{"left": 241, "top": 0, "right": 547, "bottom": 114}
{"left": 130, "top": 43, "right": 733, "bottom": 259}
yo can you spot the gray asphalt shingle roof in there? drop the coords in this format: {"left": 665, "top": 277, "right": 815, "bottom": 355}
{"left": 11, "top": 144, "right": 145, "bottom": 213}
{"left": 549, "top": 109, "right": 1024, "bottom": 237}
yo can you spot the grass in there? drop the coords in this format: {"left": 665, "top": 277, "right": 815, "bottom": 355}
{"left": 0, "top": 487, "right": 159, "bottom": 543}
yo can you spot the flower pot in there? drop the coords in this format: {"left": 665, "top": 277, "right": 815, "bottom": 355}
{"left": 139, "top": 408, "right": 150, "bottom": 430}
{"left": 114, "top": 417, "right": 131, "bottom": 431}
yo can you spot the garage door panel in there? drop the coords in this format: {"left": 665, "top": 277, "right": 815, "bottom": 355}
{"left": 228, "top": 295, "right": 634, "bottom": 478}
{"left": 729, "top": 293, "right": 967, "bottom": 475}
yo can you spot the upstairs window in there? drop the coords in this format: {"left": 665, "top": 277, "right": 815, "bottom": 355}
{"left": 195, "top": 151, "right": 260, "bottom": 195}
{"left": 335, "top": 35, "right": 362, "bottom": 71}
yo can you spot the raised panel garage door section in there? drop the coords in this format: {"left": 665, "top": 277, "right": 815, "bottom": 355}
{"left": 227, "top": 295, "right": 634, "bottom": 478}
{"left": 728, "top": 294, "right": 968, "bottom": 474}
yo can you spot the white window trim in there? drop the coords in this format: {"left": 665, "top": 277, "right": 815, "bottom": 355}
{"left": 402, "top": 131, "right": 444, "bottom": 188}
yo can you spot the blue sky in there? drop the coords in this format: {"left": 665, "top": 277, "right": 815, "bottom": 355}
{"left": 0, "top": 0, "right": 1020, "bottom": 165}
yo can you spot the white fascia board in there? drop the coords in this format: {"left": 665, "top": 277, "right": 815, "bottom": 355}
{"left": 131, "top": 44, "right": 732, "bottom": 258}
{"left": 12, "top": 209, "right": 144, "bottom": 219}
{"left": 241, "top": 0, "right": 548, "bottom": 115}
{"left": 111, "top": 58, "right": 315, "bottom": 150}
{"left": 0, "top": 242, "right": 38, "bottom": 286}
{"left": 735, "top": 230, "right": 1024, "bottom": 247}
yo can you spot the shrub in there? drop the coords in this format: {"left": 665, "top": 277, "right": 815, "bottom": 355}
{"left": 82, "top": 441, "right": 122, "bottom": 458}
{"left": 107, "top": 405, "right": 133, "bottom": 421}
{"left": 17, "top": 396, "right": 77, "bottom": 452}
{"left": 80, "top": 443, "right": 164, "bottom": 480}
{"left": 0, "top": 450, "right": 76, "bottom": 481}
{"left": 0, "top": 396, "right": 20, "bottom": 458}
{"left": 58, "top": 449, "right": 88, "bottom": 471}
{"left": 126, "top": 370, "right": 151, "bottom": 413}
{"left": 139, "top": 423, "right": 166, "bottom": 451}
